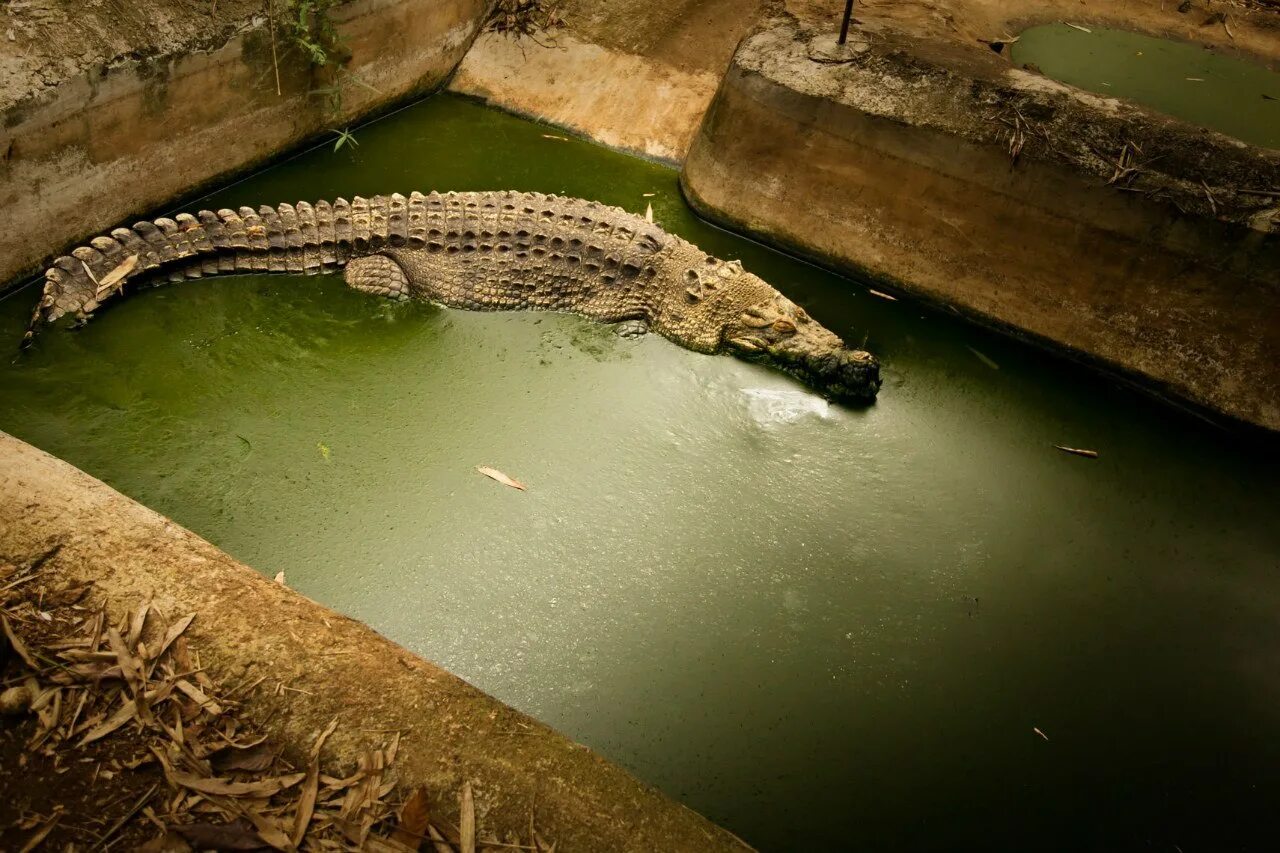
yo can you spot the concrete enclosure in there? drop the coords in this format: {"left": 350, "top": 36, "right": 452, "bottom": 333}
{"left": 682, "top": 11, "right": 1280, "bottom": 432}
{"left": 0, "top": 0, "right": 490, "bottom": 288}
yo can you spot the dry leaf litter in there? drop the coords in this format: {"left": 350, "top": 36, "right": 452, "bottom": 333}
{"left": 1, "top": 545, "right": 556, "bottom": 852}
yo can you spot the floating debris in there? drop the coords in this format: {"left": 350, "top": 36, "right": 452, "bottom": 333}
{"left": 541, "top": 133, "right": 568, "bottom": 141}
{"left": 867, "top": 289, "right": 897, "bottom": 301}
{"left": 88, "top": 254, "right": 139, "bottom": 299}
{"left": 1064, "top": 22, "right": 1092, "bottom": 33}
{"left": 645, "top": 202, "right": 654, "bottom": 223}
{"left": 1054, "top": 445, "right": 1099, "bottom": 458}
{"left": 966, "top": 346, "right": 1000, "bottom": 370}
{"left": 1034, "top": 727, "right": 1050, "bottom": 741}
{"left": 476, "top": 465, "right": 527, "bottom": 491}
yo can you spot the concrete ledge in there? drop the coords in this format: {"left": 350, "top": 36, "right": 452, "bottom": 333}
{"left": 0, "top": 0, "right": 490, "bottom": 288}
{"left": 682, "top": 12, "right": 1280, "bottom": 432}
{"left": 0, "top": 431, "right": 751, "bottom": 852}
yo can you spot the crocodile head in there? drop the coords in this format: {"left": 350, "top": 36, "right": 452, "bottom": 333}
{"left": 724, "top": 292, "right": 881, "bottom": 402}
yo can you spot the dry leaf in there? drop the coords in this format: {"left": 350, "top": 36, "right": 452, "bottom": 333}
{"left": 170, "top": 770, "right": 306, "bottom": 797}
{"left": 391, "top": 786, "right": 432, "bottom": 847}
{"left": 867, "top": 289, "right": 897, "bottom": 301}
{"left": 1064, "top": 21, "right": 1091, "bottom": 32}
{"left": 1034, "top": 727, "right": 1050, "bottom": 740}
{"left": 79, "top": 696, "right": 140, "bottom": 745}
{"left": 274, "top": 571, "right": 286, "bottom": 586}
{"left": 541, "top": 133, "right": 568, "bottom": 141}
{"left": 311, "top": 717, "right": 340, "bottom": 761}
{"left": 17, "top": 815, "right": 58, "bottom": 853}
{"left": 1054, "top": 445, "right": 1099, "bottom": 459}
{"left": 475, "top": 466, "right": 527, "bottom": 491}
{"left": 644, "top": 202, "right": 654, "bottom": 223}
{"left": 460, "top": 781, "right": 476, "bottom": 853}
{"left": 212, "top": 743, "right": 274, "bottom": 773}
{"left": 1, "top": 614, "right": 37, "bottom": 669}
{"left": 427, "top": 825, "right": 455, "bottom": 853}
{"left": 174, "top": 679, "right": 224, "bottom": 715}
{"left": 128, "top": 601, "right": 151, "bottom": 648}
{"left": 292, "top": 759, "right": 320, "bottom": 847}
{"left": 149, "top": 613, "right": 195, "bottom": 662}
{"left": 94, "top": 254, "right": 139, "bottom": 297}
{"left": 173, "top": 821, "right": 266, "bottom": 850}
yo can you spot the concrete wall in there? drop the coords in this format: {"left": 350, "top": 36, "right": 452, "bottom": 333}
{"left": 682, "top": 18, "right": 1280, "bottom": 433}
{"left": 450, "top": 0, "right": 765, "bottom": 162}
{"left": 0, "top": 0, "right": 490, "bottom": 288}
{"left": 0, "top": 430, "right": 752, "bottom": 852}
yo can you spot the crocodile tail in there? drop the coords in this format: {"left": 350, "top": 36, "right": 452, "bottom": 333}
{"left": 21, "top": 192, "right": 433, "bottom": 347}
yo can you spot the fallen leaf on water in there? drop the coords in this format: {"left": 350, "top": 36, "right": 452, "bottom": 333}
{"left": 1034, "top": 727, "right": 1050, "bottom": 741}
{"left": 541, "top": 133, "right": 568, "bottom": 141}
{"left": 390, "top": 786, "right": 432, "bottom": 847}
{"left": 1054, "top": 445, "right": 1099, "bottom": 459}
{"left": 476, "top": 466, "right": 527, "bottom": 491}
{"left": 317, "top": 442, "right": 331, "bottom": 461}
{"left": 1186, "top": 77, "right": 1205, "bottom": 82}
{"left": 867, "top": 289, "right": 897, "bottom": 301}
{"left": 94, "top": 254, "right": 139, "bottom": 297}
{"left": 1064, "top": 22, "right": 1091, "bottom": 32}
{"left": 274, "top": 571, "right": 286, "bottom": 586}
{"left": 966, "top": 346, "right": 1000, "bottom": 370}
{"left": 642, "top": 192, "right": 656, "bottom": 197}
{"left": 645, "top": 202, "right": 654, "bottom": 223}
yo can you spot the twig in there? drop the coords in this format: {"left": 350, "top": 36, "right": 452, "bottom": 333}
{"left": 92, "top": 783, "right": 159, "bottom": 850}
{"left": 1200, "top": 180, "right": 1218, "bottom": 216}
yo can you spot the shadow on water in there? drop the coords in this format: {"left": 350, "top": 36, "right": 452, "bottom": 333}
{"left": 2, "top": 94, "right": 1279, "bottom": 851}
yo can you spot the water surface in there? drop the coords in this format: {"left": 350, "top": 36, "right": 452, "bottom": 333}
{"left": 2, "top": 95, "right": 1278, "bottom": 851}
{"left": 1011, "top": 23, "right": 1280, "bottom": 148}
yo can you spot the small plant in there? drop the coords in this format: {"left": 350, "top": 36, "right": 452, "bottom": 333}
{"left": 283, "top": 0, "right": 347, "bottom": 68}
{"left": 332, "top": 127, "right": 359, "bottom": 152}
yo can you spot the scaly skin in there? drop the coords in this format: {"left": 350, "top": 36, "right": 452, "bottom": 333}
{"left": 25, "top": 191, "right": 881, "bottom": 401}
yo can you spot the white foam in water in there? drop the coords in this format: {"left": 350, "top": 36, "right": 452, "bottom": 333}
{"left": 741, "top": 387, "right": 832, "bottom": 425}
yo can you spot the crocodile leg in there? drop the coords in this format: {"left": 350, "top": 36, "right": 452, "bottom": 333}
{"left": 613, "top": 319, "right": 650, "bottom": 338}
{"left": 343, "top": 254, "right": 412, "bottom": 301}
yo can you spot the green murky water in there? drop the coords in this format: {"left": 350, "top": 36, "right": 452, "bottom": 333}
{"left": 2, "top": 95, "right": 1279, "bottom": 851}
{"left": 1011, "top": 23, "right": 1280, "bottom": 148}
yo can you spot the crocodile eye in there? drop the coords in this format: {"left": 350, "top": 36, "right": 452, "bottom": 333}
{"left": 773, "top": 319, "right": 797, "bottom": 335}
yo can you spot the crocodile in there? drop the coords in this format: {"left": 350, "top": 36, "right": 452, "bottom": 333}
{"left": 25, "top": 191, "right": 881, "bottom": 401}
